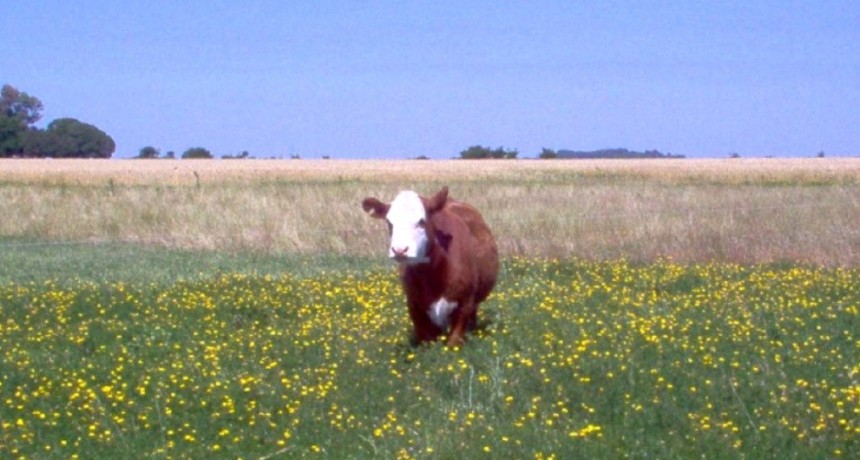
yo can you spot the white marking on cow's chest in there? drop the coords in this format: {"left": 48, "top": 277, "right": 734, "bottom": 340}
{"left": 428, "top": 297, "right": 458, "bottom": 328}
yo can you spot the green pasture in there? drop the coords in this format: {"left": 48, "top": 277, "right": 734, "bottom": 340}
{"left": 1, "top": 243, "right": 857, "bottom": 458}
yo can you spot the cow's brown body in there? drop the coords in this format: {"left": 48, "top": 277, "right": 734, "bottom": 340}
{"left": 362, "top": 187, "right": 499, "bottom": 346}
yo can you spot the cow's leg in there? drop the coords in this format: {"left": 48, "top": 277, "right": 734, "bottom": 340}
{"left": 409, "top": 302, "right": 442, "bottom": 343}
{"left": 447, "top": 298, "right": 475, "bottom": 346}
{"left": 467, "top": 307, "right": 479, "bottom": 331}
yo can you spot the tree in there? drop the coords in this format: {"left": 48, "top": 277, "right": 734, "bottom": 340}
{"left": 0, "top": 117, "right": 23, "bottom": 155}
{"left": 182, "top": 147, "right": 212, "bottom": 159}
{"left": 2, "top": 84, "right": 116, "bottom": 158}
{"left": 19, "top": 128, "right": 50, "bottom": 156}
{"left": 459, "top": 145, "right": 518, "bottom": 159}
{"left": 22, "top": 118, "right": 115, "bottom": 158}
{"left": 501, "top": 148, "right": 519, "bottom": 159}
{"left": 1, "top": 84, "right": 44, "bottom": 156}
{"left": 222, "top": 150, "right": 250, "bottom": 159}
{"left": 1, "top": 84, "right": 43, "bottom": 126}
{"left": 137, "top": 146, "right": 160, "bottom": 159}
{"left": 49, "top": 118, "right": 115, "bottom": 158}
{"left": 539, "top": 147, "right": 558, "bottom": 159}
{"left": 460, "top": 145, "right": 491, "bottom": 159}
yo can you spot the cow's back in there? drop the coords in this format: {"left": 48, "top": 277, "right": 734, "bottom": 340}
{"left": 444, "top": 201, "right": 499, "bottom": 303}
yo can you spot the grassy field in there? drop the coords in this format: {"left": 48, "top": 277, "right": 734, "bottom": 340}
{"left": 1, "top": 258, "right": 857, "bottom": 458}
{"left": 1, "top": 158, "right": 859, "bottom": 265}
{"left": 0, "top": 159, "right": 858, "bottom": 458}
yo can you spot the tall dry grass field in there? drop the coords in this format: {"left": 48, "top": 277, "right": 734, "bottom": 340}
{"left": 2, "top": 158, "right": 859, "bottom": 265}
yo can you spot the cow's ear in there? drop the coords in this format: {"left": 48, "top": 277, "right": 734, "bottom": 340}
{"left": 425, "top": 186, "right": 449, "bottom": 214}
{"left": 362, "top": 197, "right": 389, "bottom": 218}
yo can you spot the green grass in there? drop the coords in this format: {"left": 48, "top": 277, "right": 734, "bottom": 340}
{"left": 1, "top": 244, "right": 857, "bottom": 458}
{"left": 0, "top": 239, "right": 383, "bottom": 286}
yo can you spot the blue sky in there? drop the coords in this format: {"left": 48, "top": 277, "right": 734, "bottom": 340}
{"left": 3, "top": 1, "right": 858, "bottom": 158}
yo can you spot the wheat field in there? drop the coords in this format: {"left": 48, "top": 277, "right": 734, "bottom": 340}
{"left": 2, "top": 158, "right": 859, "bottom": 265}
{"left": 2, "top": 157, "right": 859, "bottom": 185}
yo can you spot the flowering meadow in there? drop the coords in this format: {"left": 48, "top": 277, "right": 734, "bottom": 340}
{"left": 1, "top": 258, "right": 857, "bottom": 458}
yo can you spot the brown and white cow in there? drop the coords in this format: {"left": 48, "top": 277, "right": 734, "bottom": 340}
{"left": 362, "top": 187, "right": 499, "bottom": 346}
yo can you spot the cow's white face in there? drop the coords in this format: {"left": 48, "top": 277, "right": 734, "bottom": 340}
{"left": 386, "top": 191, "right": 429, "bottom": 263}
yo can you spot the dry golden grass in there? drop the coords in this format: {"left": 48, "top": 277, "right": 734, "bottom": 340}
{"left": 1, "top": 158, "right": 859, "bottom": 265}
{"left": 1, "top": 158, "right": 859, "bottom": 185}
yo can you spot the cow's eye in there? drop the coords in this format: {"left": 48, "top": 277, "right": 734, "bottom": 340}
{"left": 417, "top": 219, "right": 427, "bottom": 228}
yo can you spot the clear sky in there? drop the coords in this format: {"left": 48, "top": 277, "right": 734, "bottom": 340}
{"left": 3, "top": 1, "right": 858, "bottom": 159}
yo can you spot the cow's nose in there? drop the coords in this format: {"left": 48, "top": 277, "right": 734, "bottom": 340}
{"left": 391, "top": 246, "right": 409, "bottom": 258}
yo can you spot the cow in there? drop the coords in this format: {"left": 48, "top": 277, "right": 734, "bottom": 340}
{"left": 362, "top": 186, "right": 499, "bottom": 346}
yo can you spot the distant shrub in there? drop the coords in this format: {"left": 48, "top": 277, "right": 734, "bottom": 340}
{"left": 182, "top": 147, "right": 212, "bottom": 159}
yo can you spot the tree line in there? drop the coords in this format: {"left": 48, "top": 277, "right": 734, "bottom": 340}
{"left": 1, "top": 84, "right": 115, "bottom": 158}
{"left": 136, "top": 146, "right": 218, "bottom": 160}
{"left": 3, "top": 84, "right": 689, "bottom": 161}
{"left": 3, "top": 83, "right": 710, "bottom": 161}
{"left": 457, "top": 146, "right": 684, "bottom": 159}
